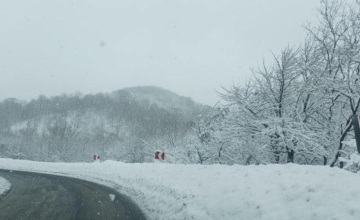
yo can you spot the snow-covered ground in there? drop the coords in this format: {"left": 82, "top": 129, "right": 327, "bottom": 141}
{"left": 0, "top": 159, "right": 359, "bottom": 220}
{"left": 0, "top": 176, "right": 11, "bottom": 197}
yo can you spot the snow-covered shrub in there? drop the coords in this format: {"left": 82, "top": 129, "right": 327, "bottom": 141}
{"left": 339, "top": 140, "right": 360, "bottom": 173}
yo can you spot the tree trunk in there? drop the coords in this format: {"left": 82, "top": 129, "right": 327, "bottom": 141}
{"left": 330, "top": 119, "right": 352, "bottom": 167}
{"left": 287, "top": 149, "right": 295, "bottom": 163}
{"left": 323, "top": 156, "right": 327, "bottom": 166}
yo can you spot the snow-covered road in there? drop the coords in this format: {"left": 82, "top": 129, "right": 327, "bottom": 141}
{"left": 0, "top": 159, "right": 359, "bottom": 220}
{"left": 0, "top": 175, "right": 11, "bottom": 197}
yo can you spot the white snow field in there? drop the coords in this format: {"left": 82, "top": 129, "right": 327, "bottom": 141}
{"left": 0, "top": 159, "right": 359, "bottom": 220}
{"left": 0, "top": 176, "right": 11, "bottom": 196}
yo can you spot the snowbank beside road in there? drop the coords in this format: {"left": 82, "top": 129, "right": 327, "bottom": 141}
{"left": 0, "top": 159, "right": 359, "bottom": 220}
{"left": 0, "top": 176, "right": 11, "bottom": 197}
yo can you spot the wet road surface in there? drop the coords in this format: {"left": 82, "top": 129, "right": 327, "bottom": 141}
{"left": 0, "top": 169, "right": 146, "bottom": 220}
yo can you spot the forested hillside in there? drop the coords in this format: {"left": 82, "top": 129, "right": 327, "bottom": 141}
{"left": 0, "top": 87, "right": 209, "bottom": 162}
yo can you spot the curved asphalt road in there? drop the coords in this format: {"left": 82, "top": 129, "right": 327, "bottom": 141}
{"left": 0, "top": 169, "right": 146, "bottom": 220}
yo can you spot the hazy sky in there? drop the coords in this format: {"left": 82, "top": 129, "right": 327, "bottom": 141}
{"left": 0, "top": 0, "right": 320, "bottom": 105}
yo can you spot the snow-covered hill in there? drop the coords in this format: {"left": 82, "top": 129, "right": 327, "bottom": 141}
{"left": 121, "top": 86, "right": 208, "bottom": 115}
{"left": 0, "top": 159, "right": 359, "bottom": 220}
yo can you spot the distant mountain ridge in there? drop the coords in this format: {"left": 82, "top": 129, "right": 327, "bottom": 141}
{"left": 118, "top": 86, "right": 209, "bottom": 116}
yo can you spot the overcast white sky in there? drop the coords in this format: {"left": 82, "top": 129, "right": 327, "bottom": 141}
{"left": 0, "top": 0, "right": 320, "bottom": 105}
